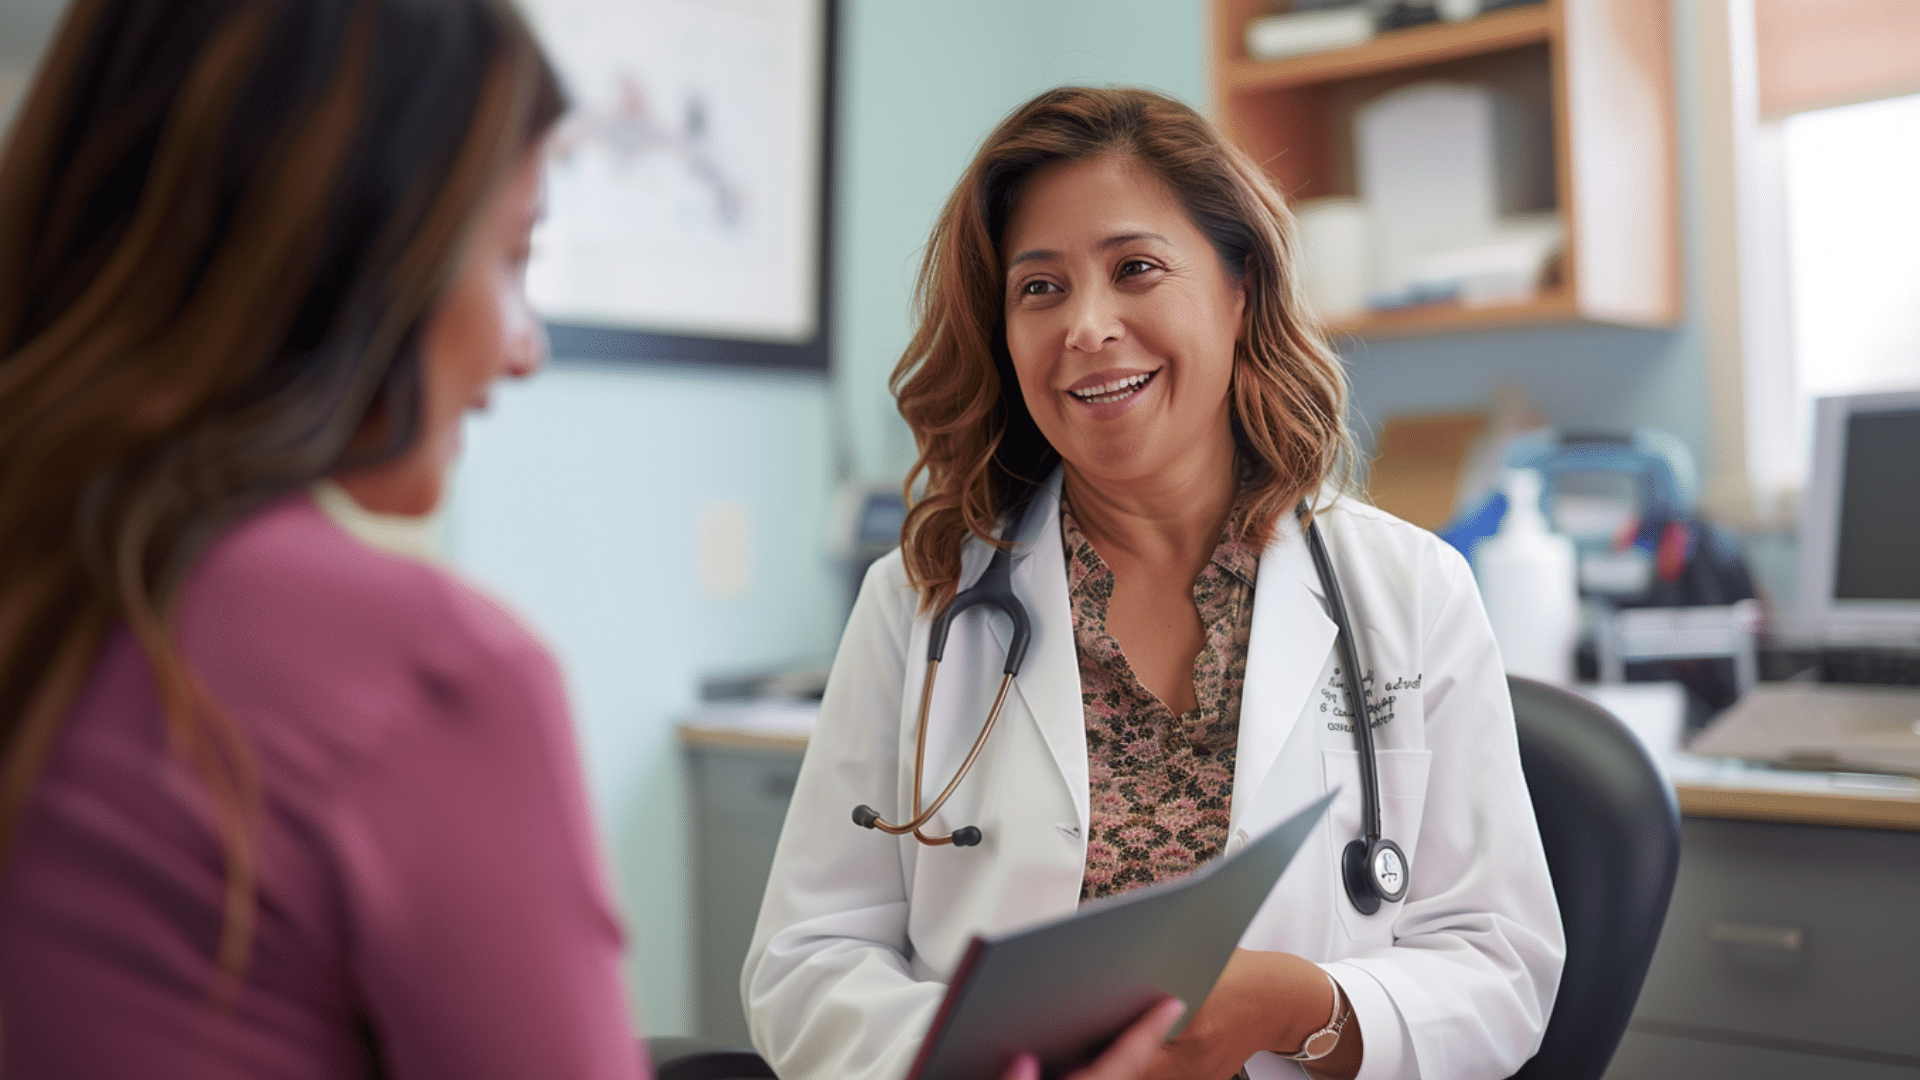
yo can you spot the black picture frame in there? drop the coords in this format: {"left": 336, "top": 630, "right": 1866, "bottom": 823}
{"left": 542, "top": 0, "right": 838, "bottom": 374}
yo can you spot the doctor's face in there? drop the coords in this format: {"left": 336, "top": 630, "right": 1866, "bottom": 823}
{"left": 1000, "top": 153, "right": 1245, "bottom": 489}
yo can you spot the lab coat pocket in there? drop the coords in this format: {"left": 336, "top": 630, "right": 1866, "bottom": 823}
{"left": 1321, "top": 748, "right": 1433, "bottom": 942}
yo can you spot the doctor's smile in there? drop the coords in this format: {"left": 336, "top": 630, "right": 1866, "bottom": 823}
{"left": 1064, "top": 368, "right": 1159, "bottom": 408}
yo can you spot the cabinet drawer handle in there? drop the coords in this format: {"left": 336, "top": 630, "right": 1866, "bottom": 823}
{"left": 1707, "top": 921, "right": 1803, "bottom": 951}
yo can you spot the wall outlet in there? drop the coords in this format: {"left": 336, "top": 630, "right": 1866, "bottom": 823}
{"left": 699, "top": 500, "right": 752, "bottom": 599}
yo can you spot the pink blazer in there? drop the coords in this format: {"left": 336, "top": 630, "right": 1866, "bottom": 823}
{"left": 0, "top": 495, "right": 647, "bottom": 1080}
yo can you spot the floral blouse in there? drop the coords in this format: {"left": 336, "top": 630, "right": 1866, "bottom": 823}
{"left": 1062, "top": 500, "right": 1260, "bottom": 903}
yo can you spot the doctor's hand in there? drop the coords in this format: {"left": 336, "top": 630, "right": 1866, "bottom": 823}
{"left": 1141, "top": 949, "right": 1363, "bottom": 1080}
{"left": 1000, "top": 996, "right": 1186, "bottom": 1080}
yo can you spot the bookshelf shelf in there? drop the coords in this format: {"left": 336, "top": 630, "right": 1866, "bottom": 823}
{"left": 1223, "top": 5, "right": 1554, "bottom": 93}
{"left": 1329, "top": 290, "right": 1580, "bottom": 339}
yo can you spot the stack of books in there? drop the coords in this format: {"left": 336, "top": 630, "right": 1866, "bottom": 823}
{"left": 1244, "top": 1, "right": 1545, "bottom": 62}
{"left": 1243, "top": 3, "right": 1376, "bottom": 61}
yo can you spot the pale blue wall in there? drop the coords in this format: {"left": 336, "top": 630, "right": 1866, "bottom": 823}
{"left": 446, "top": 364, "right": 841, "bottom": 1035}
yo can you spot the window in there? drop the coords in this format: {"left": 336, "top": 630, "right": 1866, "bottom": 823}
{"left": 1691, "top": 0, "right": 1920, "bottom": 514}
{"left": 1783, "top": 92, "right": 1920, "bottom": 408}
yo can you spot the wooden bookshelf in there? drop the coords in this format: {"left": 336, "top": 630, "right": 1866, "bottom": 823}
{"left": 1210, "top": 0, "right": 1679, "bottom": 339}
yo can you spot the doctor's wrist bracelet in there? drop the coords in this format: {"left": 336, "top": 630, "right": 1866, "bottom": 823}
{"left": 1284, "top": 973, "right": 1350, "bottom": 1062}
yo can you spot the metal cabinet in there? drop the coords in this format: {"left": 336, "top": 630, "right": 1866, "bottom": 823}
{"left": 1604, "top": 818, "right": 1920, "bottom": 1079}
{"left": 683, "top": 735, "right": 806, "bottom": 1044}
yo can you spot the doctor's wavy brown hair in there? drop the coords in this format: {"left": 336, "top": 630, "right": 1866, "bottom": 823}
{"left": 891, "top": 85, "right": 1354, "bottom": 611}
{"left": 0, "top": 0, "right": 561, "bottom": 992}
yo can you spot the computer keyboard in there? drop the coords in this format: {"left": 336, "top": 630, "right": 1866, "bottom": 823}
{"left": 1821, "top": 646, "right": 1920, "bottom": 688}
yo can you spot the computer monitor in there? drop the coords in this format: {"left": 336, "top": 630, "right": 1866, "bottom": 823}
{"left": 1797, "top": 389, "right": 1920, "bottom": 643}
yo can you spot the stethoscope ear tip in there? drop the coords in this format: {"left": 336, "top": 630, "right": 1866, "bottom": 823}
{"left": 951, "top": 826, "right": 983, "bottom": 848}
{"left": 852, "top": 805, "right": 880, "bottom": 829}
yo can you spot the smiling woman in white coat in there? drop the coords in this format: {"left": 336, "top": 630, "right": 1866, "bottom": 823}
{"left": 744, "top": 86, "right": 1564, "bottom": 1080}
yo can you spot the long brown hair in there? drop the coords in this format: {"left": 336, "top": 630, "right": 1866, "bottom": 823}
{"left": 0, "top": 0, "right": 562, "bottom": 986}
{"left": 891, "top": 86, "right": 1354, "bottom": 611}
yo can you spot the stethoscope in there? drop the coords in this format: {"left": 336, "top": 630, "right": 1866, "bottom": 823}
{"left": 852, "top": 498, "right": 1409, "bottom": 915}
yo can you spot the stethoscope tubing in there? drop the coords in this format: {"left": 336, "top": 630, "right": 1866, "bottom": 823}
{"left": 1301, "top": 509, "right": 1384, "bottom": 845}
{"left": 852, "top": 663, "right": 1014, "bottom": 845}
{"left": 850, "top": 493, "right": 1038, "bottom": 846}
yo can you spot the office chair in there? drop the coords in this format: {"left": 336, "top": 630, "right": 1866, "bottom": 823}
{"left": 1505, "top": 675, "right": 1681, "bottom": 1080}
{"left": 650, "top": 678, "right": 1682, "bottom": 1080}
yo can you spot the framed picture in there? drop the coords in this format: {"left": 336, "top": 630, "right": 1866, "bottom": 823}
{"left": 523, "top": 0, "right": 836, "bottom": 371}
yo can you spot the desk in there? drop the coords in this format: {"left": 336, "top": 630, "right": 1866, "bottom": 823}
{"left": 1676, "top": 784, "right": 1920, "bottom": 832}
{"left": 1605, "top": 761, "right": 1920, "bottom": 1079}
{"left": 681, "top": 722, "right": 1920, "bottom": 1075}
{"left": 681, "top": 726, "right": 811, "bottom": 754}
{"left": 1670, "top": 751, "right": 1920, "bottom": 832}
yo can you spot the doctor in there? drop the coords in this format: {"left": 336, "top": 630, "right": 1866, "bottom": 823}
{"left": 745, "top": 86, "right": 1563, "bottom": 1080}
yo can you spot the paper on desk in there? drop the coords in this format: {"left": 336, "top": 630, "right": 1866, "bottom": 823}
{"left": 684, "top": 700, "right": 821, "bottom": 734}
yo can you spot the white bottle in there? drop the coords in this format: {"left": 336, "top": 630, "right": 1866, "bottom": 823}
{"left": 1475, "top": 469, "right": 1579, "bottom": 685}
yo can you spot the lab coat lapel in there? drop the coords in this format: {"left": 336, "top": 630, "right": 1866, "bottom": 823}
{"left": 1231, "top": 515, "right": 1338, "bottom": 833}
{"left": 982, "top": 475, "right": 1089, "bottom": 835}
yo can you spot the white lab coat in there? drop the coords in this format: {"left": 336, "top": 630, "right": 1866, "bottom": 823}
{"left": 744, "top": 475, "right": 1563, "bottom": 1080}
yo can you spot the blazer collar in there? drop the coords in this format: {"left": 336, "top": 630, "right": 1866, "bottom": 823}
{"left": 980, "top": 470, "right": 1090, "bottom": 833}
{"left": 1230, "top": 510, "right": 1339, "bottom": 831}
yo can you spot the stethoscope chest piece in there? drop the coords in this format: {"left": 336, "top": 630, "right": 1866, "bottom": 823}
{"left": 1342, "top": 836, "right": 1409, "bottom": 915}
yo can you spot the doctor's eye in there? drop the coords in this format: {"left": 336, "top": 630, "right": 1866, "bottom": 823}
{"left": 1015, "top": 278, "right": 1061, "bottom": 298}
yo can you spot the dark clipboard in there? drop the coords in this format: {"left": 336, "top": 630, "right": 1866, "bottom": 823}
{"left": 905, "top": 791, "right": 1336, "bottom": 1080}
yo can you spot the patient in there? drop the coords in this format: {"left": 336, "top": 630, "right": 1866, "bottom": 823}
{"left": 0, "top": 2, "right": 1174, "bottom": 1077}
{"left": 0, "top": 2, "right": 630, "bottom": 1076}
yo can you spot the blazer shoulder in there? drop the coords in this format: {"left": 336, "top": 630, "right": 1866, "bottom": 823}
{"left": 1317, "top": 494, "right": 1462, "bottom": 565}
{"left": 852, "top": 547, "right": 927, "bottom": 626}
{"left": 1315, "top": 494, "right": 1480, "bottom": 627}
{"left": 857, "top": 547, "right": 914, "bottom": 600}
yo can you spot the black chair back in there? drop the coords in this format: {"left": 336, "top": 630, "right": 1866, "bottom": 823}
{"left": 647, "top": 1037, "right": 777, "bottom": 1080}
{"left": 1506, "top": 676, "right": 1682, "bottom": 1080}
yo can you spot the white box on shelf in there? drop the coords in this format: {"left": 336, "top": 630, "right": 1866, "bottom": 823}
{"left": 1293, "top": 196, "right": 1372, "bottom": 319}
{"left": 1244, "top": 7, "right": 1375, "bottom": 62}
